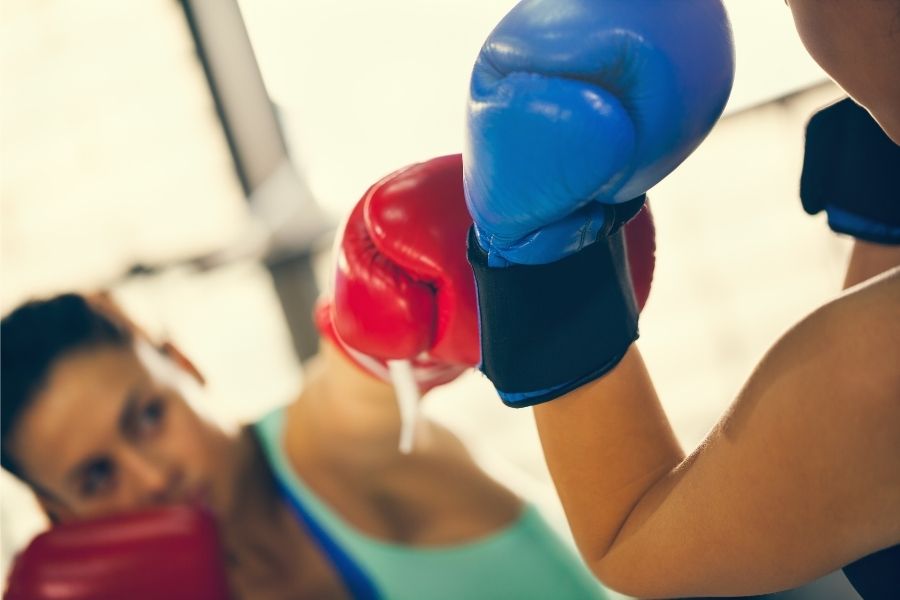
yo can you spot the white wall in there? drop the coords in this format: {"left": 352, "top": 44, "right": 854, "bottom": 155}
{"left": 238, "top": 0, "right": 827, "bottom": 218}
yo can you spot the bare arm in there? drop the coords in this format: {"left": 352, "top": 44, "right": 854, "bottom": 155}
{"left": 535, "top": 270, "right": 900, "bottom": 597}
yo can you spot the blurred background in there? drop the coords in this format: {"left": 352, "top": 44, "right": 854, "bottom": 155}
{"left": 0, "top": 0, "right": 861, "bottom": 597}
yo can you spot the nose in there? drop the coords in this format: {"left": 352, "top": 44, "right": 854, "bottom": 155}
{"left": 118, "top": 447, "right": 181, "bottom": 505}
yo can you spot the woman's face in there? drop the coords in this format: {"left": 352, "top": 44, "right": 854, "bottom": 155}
{"left": 8, "top": 342, "right": 232, "bottom": 522}
{"left": 787, "top": 0, "right": 900, "bottom": 143}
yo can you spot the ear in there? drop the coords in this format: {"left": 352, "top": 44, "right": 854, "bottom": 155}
{"left": 159, "top": 342, "right": 206, "bottom": 386}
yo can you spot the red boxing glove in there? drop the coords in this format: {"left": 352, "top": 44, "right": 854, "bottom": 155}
{"left": 315, "top": 298, "right": 466, "bottom": 391}
{"left": 319, "top": 154, "right": 479, "bottom": 392}
{"left": 624, "top": 204, "right": 656, "bottom": 313}
{"left": 318, "top": 154, "right": 656, "bottom": 392}
{"left": 5, "top": 505, "right": 231, "bottom": 600}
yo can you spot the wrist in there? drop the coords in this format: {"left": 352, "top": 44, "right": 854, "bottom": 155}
{"left": 467, "top": 225, "right": 639, "bottom": 407}
{"left": 474, "top": 195, "right": 647, "bottom": 267}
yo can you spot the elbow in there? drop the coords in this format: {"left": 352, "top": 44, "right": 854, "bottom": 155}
{"left": 570, "top": 538, "right": 648, "bottom": 598}
{"left": 589, "top": 558, "right": 645, "bottom": 599}
{"left": 588, "top": 551, "right": 685, "bottom": 599}
{"left": 566, "top": 529, "right": 659, "bottom": 597}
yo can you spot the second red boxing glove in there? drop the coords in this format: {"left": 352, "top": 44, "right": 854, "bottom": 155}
{"left": 4, "top": 505, "right": 231, "bottom": 600}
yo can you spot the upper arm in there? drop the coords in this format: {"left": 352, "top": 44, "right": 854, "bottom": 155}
{"left": 843, "top": 239, "right": 900, "bottom": 289}
{"left": 597, "top": 270, "right": 900, "bottom": 597}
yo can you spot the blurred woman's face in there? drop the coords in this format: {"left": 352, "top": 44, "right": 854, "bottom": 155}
{"left": 8, "top": 342, "right": 232, "bottom": 522}
{"left": 787, "top": 0, "right": 900, "bottom": 143}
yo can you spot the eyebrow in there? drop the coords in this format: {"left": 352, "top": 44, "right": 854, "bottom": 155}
{"left": 64, "top": 386, "right": 141, "bottom": 489}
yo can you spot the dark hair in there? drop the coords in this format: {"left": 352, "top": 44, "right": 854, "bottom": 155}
{"left": 1, "top": 294, "right": 131, "bottom": 480}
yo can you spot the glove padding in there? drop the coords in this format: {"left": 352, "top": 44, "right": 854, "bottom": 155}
{"left": 315, "top": 297, "right": 467, "bottom": 391}
{"left": 5, "top": 505, "right": 231, "bottom": 600}
{"left": 465, "top": 0, "right": 734, "bottom": 266}
{"left": 323, "top": 154, "right": 479, "bottom": 392}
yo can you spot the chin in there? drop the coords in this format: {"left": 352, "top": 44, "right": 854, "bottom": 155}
{"left": 862, "top": 106, "right": 900, "bottom": 146}
{"left": 846, "top": 91, "right": 900, "bottom": 145}
{"left": 876, "top": 116, "right": 900, "bottom": 146}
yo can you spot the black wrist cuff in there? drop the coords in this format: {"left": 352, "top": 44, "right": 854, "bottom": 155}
{"left": 800, "top": 98, "right": 900, "bottom": 234}
{"left": 467, "top": 226, "right": 638, "bottom": 406}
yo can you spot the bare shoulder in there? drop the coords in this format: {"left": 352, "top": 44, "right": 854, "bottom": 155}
{"left": 678, "top": 268, "right": 900, "bottom": 590}
{"left": 751, "top": 266, "right": 896, "bottom": 377}
{"left": 720, "top": 265, "right": 900, "bottom": 483}
{"left": 733, "top": 267, "right": 898, "bottom": 407}
{"left": 819, "top": 266, "right": 900, "bottom": 395}
{"left": 836, "top": 265, "right": 900, "bottom": 322}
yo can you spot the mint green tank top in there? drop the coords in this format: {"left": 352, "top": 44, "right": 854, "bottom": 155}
{"left": 254, "top": 408, "right": 609, "bottom": 600}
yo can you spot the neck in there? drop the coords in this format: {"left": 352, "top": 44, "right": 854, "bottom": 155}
{"left": 287, "top": 343, "right": 428, "bottom": 464}
{"left": 207, "top": 422, "right": 246, "bottom": 517}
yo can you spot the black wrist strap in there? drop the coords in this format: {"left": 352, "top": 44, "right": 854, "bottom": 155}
{"left": 801, "top": 98, "right": 900, "bottom": 232}
{"left": 467, "top": 226, "right": 638, "bottom": 406}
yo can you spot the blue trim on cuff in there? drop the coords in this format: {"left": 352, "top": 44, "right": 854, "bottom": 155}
{"left": 494, "top": 347, "right": 631, "bottom": 408}
{"left": 826, "top": 206, "right": 900, "bottom": 245}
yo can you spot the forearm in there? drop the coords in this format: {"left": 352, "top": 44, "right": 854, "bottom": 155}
{"left": 535, "top": 273, "right": 900, "bottom": 597}
{"left": 533, "top": 346, "right": 683, "bottom": 568}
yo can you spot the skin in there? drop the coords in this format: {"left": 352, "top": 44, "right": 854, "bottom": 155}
{"left": 536, "top": 269, "right": 900, "bottom": 597}
{"left": 8, "top": 1, "right": 898, "bottom": 596}
{"left": 282, "top": 342, "right": 521, "bottom": 545}
{"left": 786, "top": 0, "right": 900, "bottom": 143}
{"left": 7, "top": 326, "right": 521, "bottom": 598}
{"left": 844, "top": 239, "right": 900, "bottom": 288}
{"left": 530, "top": 3, "right": 900, "bottom": 595}
{"left": 9, "top": 342, "right": 234, "bottom": 522}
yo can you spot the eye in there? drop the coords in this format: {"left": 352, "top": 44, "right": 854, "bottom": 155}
{"left": 136, "top": 397, "right": 166, "bottom": 436}
{"left": 80, "top": 459, "right": 115, "bottom": 497}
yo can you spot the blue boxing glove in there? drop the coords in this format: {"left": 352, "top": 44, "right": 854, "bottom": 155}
{"left": 465, "top": 0, "right": 734, "bottom": 266}
{"left": 464, "top": 0, "right": 735, "bottom": 406}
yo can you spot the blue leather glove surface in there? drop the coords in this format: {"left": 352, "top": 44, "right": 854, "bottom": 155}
{"left": 464, "top": 0, "right": 735, "bottom": 266}
{"left": 463, "top": 0, "right": 735, "bottom": 405}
